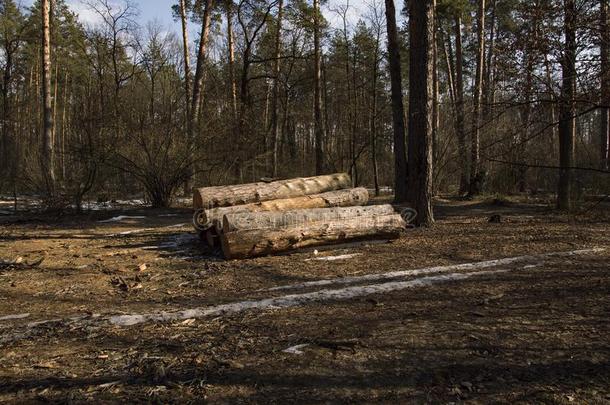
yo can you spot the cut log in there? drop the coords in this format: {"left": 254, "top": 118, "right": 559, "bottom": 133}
{"left": 220, "top": 214, "right": 406, "bottom": 259}
{"left": 195, "top": 187, "right": 369, "bottom": 231}
{"left": 222, "top": 204, "right": 397, "bottom": 232}
{"left": 193, "top": 172, "right": 351, "bottom": 209}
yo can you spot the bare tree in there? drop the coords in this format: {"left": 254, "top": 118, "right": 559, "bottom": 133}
{"left": 601, "top": 0, "right": 609, "bottom": 169}
{"left": 454, "top": 14, "right": 468, "bottom": 194}
{"left": 557, "top": 0, "right": 576, "bottom": 210}
{"left": 190, "top": 0, "right": 214, "bottom": 139}
{"left": 313, "top": 0, "right": 325, "bottom": 174}
{"left": 384, "top": 0, "right": 408, "bottom": 202}
{"left": 270, "top": 0, "right": 284, "bottom": 177}
{"left": 41, "top": 0, "right": 55, "bottom": 189}
{"left": 469, "top": 0, "right": 485, "bottom": 196}
{"left": 367, "top": 0, "right": 384, "bottom": 196}
{"left": 226, "top": 1, "right": 238, "bottom": 121}
{"left": 178, "top": 0, "right": 191, "bottom": 119}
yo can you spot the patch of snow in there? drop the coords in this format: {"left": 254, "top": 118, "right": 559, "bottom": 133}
{"left": 267, "top": 248, "right": 605, "bottom": 292}
{"left": 283, "top": 344, "right": 310, "bottom": 355}
{"left": 305, "top": 253, "right": 362, "bottom": 262}
{"left": 98, "top": 215, "right": 146, "bottom": 223}
{"left": 106, "top": 224, "right": 190, "bottom": 237}
{"left": 111, "top": 228, "right": 156, "bottom": 236}
{"left": 0, "top": 313, "right": 31, "bottom": 321}
{"left": 109, "top": 269, "right": 508, "bottom": 326}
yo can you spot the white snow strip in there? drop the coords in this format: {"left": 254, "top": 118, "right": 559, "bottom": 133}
{"left": 112, "top": 228, "right": 156, "bottom": 236}
{"left": 267, "top": 248, "right": 605, "bottom": 292}
{"left": 106, "top": 224, "right": 190, "bottom": 237}
{"left": 283, "top": 344, "right": 310, "bottom": 355}
{"left": 109, "top": 269, "right": 508, "bottom": 326}
{"left": 305, "top": 253, "right": 362, "bottom": 262}
{"left": 0, "top": 313, "right": 30, "bottom": 321}
{"left": 98, "top": 215, "right": 146, "bottom": 223}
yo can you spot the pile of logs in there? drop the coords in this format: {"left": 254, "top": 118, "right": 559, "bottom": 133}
{"left": 193, "top": 173, "right": 408, "bottom": 259}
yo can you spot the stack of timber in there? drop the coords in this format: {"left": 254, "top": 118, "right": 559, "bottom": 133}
{"left": 192, "top": 173, "right": 408, "bottom": 259}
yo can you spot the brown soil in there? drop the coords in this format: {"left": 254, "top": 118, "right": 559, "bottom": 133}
{"left": 0, "top": 197, "right": 608, "bottom": 403}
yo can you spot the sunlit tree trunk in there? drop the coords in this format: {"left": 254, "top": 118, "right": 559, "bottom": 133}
{"left": 226, "top": 1, "right": 238, "bottom": 120}
{"left": 179, "top": 0, "right": 191, "bottom": 120}
{"left": 41, "top": 0, "right": 55, "bottom": 190}
{"left": 190, "top": 0, "right": 213, "bottom": 139}
{"left": 271, "top": 0, "right": 283, "bottom": 177}
{"left": 469, "top": 0, "right": 485, "bottom": 196}
{"left": 454, "top": 15, "right": 468, "bottom": 194}
{"left": 483, "top": 0, "right": 496, "bottom": 118}
{"left": 313, "top": 0, "right": 325, "bottom": 174}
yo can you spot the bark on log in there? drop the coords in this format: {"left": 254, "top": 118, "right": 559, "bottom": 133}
{"left": 223, "top": 204, "right": 396, "bottom": 232}
{"left": 221, "top": 214, "right": 406, "bottom": 259}
{"left": 193, "top": 173, "right": 351, "bottom": 209}
{"left": 195, "top": 187, "right": 369, "bottom": 230}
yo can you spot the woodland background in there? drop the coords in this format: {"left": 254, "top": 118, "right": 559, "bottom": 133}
{"left": 0, "top": 0, "right": 608, "bottom": 210}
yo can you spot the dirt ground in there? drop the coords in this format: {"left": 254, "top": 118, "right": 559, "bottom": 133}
{"left": 0, "top": 196, "right": 609, "bottom": 403}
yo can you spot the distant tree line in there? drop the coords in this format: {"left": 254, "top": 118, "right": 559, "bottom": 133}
{"left": 0, "top": 0, "right": 607, "bottom": 214}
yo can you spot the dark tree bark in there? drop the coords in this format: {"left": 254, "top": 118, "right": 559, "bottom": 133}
{"left": 384, "top": 0, "right": 408, "bottom": 203}
{"left": 179, "top": 0, "right": 191, "bottom": 119}
{"left": 271, "top": 0, "right": 283, "bottom": 177}
{"left": 313, "top": 0, "right": 325, "bottom": 174}
{"left": 226, "top": 1, "right": 238, "bottom": 120}
{"left": 483, "top": 0, "right": 496, "bottom": 118}
{"left": 407, "top": 0, "right": 435, "bottom": 226}
{"left": 600, "top": 0, "right": 609, "bottom": 169}
{"left": 469, "top": 0, "right": 485, "bottom": 196}
{"left": 190, "top": 0, "right": 214, "bottom": 139}
{"left": 41, "top": 0, "right": 55, "bottom": 189}
{"left": 454, "top": 15, "right": 468, "bottom": 194}
{"left": 557, "top": 0, "right": 576, "bottom": 210}
{"left": 370, "top": 11, "right": 382, "bottom": 197}
{"left": 517, "top": 0, "right": 540, "bottom": 193}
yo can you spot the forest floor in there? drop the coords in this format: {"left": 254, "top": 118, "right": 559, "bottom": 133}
{"left": 0, "top": 195, "right": 608, "bottom": 403}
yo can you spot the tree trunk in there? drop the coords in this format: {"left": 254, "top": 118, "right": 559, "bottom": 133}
{"left": 385, "top": 0, "right": 408, "bottom": 203}
{"left": 226, "top": 1, "right": 238, "bottom": 120}
{"left": 223, "top": 204, "right": 395, "bottom": 232}
{"left": 469, "top": 0, "right": 485, "bottom": 196}
{"left": 179, "top": 0, "right": 191, "bottom": 119}
{"left": 557, "top": 0, "right": 576, "bottom": 210}
{"left": 517, "top": 1, "right": 540, "bottom": 193}
{"left": 440, "top": 28, "right": 456, "bottom": 110}
{"left": 271, "top": 0, "right": 284, "bottom": 177}
{"left": 193, "top": 172, "right": 352, "bottom": 209}
{"left": 196, "top": 187, "right": 370, "bottom": 230}
{"left": 313, "top": 0, "right": 324, "bottom": 174}
{"left": 432, "top": 14, "right": 439, "bottom": 179}
{"left": 190, "top": 0, "right": 214, "bottom": 139}
{"left": 371, "top": 26, "right": 381, "bottom": 197}
{"left": 483, "top": 0, "right": 496, "bottom": 118}
{"left": 221, "top": 214, "right": 406, "bottom": 259}
{"left": 454, "top": 16, "right": 468, "bottom": 194}
{"left": 41, "top": 0, "right": 55, "bottom": 190}
{"left": 600, "top": 0, "right": 609, "bottom": 169}
{"left": 407, "top": 0, "right": 435, "bottom": 226}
